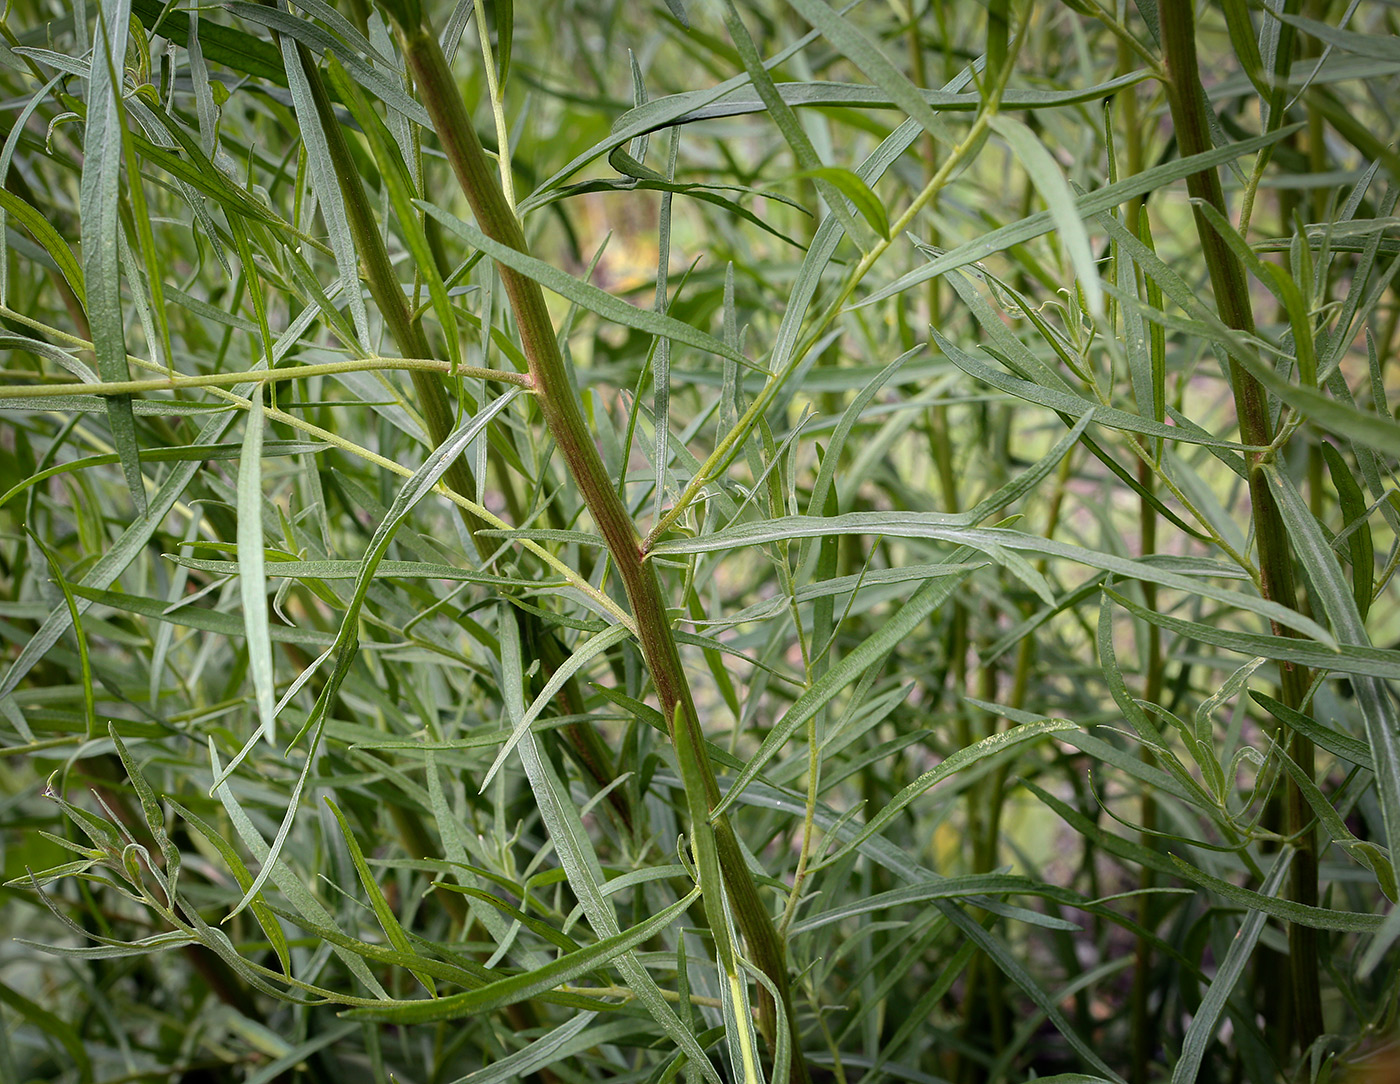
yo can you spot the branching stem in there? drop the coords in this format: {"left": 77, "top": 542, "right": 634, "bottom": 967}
{"left": 394, "top": 16, "right": 809, "bottom": 1082}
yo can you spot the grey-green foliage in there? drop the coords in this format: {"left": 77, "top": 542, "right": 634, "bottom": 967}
{"left": 0, "top": 2, "right": 1397, "bottom": 1083}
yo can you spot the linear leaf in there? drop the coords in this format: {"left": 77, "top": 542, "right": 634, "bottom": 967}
{"left": 0, "top": 185, "right": 84, "bottom": 302}
{"left": 826, "top": 719, "right": 1075, "bottom": 863}
{"left": 221, "top": 392, "right": 519, "bottom": 920}
{"left": 1264, "top": 464, "right": 1400, "bottom": 856}
{"left": 513, "top": 725, "right": 723, "bottom": 1082}
{"left": 325, "top": 55, "right": 461, "bottom": 371}
{"left": 1107, "top": 587, "right": 1400, "bottom": 681}
{"left": 1170, "top": 850, "right": 1284, "bottom": 1084}
{"left": 281, "top": 39, "right": 370, "bottom": 345}
{"left": 343, "top": 886, "right": 699, "bottom": 1024}
{"left": 654, "top": 514, "right": 1335, "bottom": 645}
{"left": 82, "top": 0, "right": 144, "bottom": 514}
{"left": 1167, "top": 854, "right": 1382, "bottom": 932}
{"left": 858, "top": 125, "right": 1299, "bottom": 308}
{"left": 784, "top": 0, "right": 967, "bottom": 144}
{"left": 480, "top": 621, "right": 632, "bottom": 790}
{"left": 989, "top": 114, "right": 1102, "bottom": 315}
{"left": 237, "top": 397, "right": 275, "bottom": 742}
{"left": 326, "top": 798, "right": 437, "bottom": 995}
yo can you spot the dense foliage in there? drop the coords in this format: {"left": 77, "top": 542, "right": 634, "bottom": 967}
{"left": 1, "top": 1, "right": 1398, "bottom": 1082}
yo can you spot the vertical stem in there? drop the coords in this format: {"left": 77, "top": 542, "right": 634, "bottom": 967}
{"left": 1158, "top": 0, "right": 1322, "bottom": 1049}
{"left": 396, "top": 19, "right": 808, "bottom": 1082}
{"left": 1116, "top": 33, "right": 1162, "bottom": 1083}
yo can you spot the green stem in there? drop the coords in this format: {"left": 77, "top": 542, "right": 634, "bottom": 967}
{"left": 648, "top": 110, "right": 993, "bottom": 549}
{"left": 1131, "top": 453, "right": 1163, "bottom": 1084}
{"left": 1116, "top": 35, "right": 1161, "bottom": 1083}
{"left": 0, "top": 356, "right": 532, "bottom": 398}
{"left": 396, "top": 19, "right": 808, "bottom": 1082}
{"left": 1158, "top": 0, "right": 1322, "bottom": 1049}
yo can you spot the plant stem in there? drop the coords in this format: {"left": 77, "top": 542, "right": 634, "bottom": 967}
{"left": 1158, "top": 0, "right": 1322, "bottom": 1048}
{"left": 0, "top": 356, "right": 532, "bottom": 398}
{"left": 647, "top": 110, "right": 993, "bottom": 549}
{"left": 395, "top": 18, "right": 809, "bottom": 1082}
{"left": 1116, "top": 33, "right": 1162, "bottom": 1082}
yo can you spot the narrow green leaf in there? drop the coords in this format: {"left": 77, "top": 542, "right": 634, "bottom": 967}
{"left": 551, "top": 67, "right": 1148, "bottom": 212}
{"left": 858, "top": 125, "right": 1299, "bottom": 309}
{"left": 1172, "top": 840, "right": 1282, "bottom": 1084}
{"left": 989, "top": 114, "right": 1102, "bottom": 315}
{"left": 65, "top": 584, "right": 333, "bottom": 648}
{"left": 655, "top": 514, "right": 1335, "bottom": 645}
{"left": 936, "top": 333, "right": 1250, "bottom": 452}
{"left": 130, "top": 0, "right": 286, "bottom": 83}
{"left": 791, "top": 873, "right": 1074, "bottom": 935}
{"left": 237, "top": 397, "right": 275, "bottom": 742}
{"left": 108, "top": 726, "right": 180, "bottom": 886}
{"left": 1359, "top": 905, "right": 1400, "bottom": 979}
{"left": 1251, "top": 691, "right": 1373, "bottom": 770}
{"left": 784, "top": 0, "right": 957, "bottom": 145}
{"left": 221, "top": 392, "right": 518, "bottom": 920}
{"left": 1, "top": 442, "right": 323, "bottom": 510}
{"left": 1167, "top": 854, "right": 1382, "bottom": 932}
{"left": 325, "top": 55, "right": 461, "bottom": 372}
{"left": 170, "top": 800, "right": 291, "bottom": 974}
{"left": 721, "top": 0, "right": 870, "bottom": 248}
{"left": 281, "top": 39, "right": 370, "bottom": 345}
{"left": 1274, "top": 12, "right": 1400, "bottom": 62}
{"left": 480, "top": 621, "right": 631, "bottom": 790}
{"left": 82, "top": 0, "right": 144, "bottom": 514}
{"left": 1320, "top": 441, "right": 1375, "bottom": 619}
{"left": 1220, "top": 0, "right": 1268, "bottom": 97}
{"left": 326, "top": 798, "right": 437, "bottom": 995}
{"left": 0, "top": 185, "right": 84, "bottom": 303}
{"left": 1263, "top": 464, "right": 1400, "bottom": 858}
{"left": 166, "top": 555, "right": 556, "bottom": 588}
{"left": 344, "top": 885, "right": 699, "bottom": 1024}
{"left": 1271, "top": 735, "right": 1396, "bottom": 899}
{"left": 1105, "top": 587, "right": 1400, "bottom": 680}
{"left": 825, "top": 719, "right": 1075, "bottom": 864}
{"left": 789, "top": 165, "right": 890, "bottom": 240}
{"left": 227, "top": 2, "right": 431, "bottom": 126}
{"left": 450, "top": 1016, "right": 657, "bottom": 1084}
{"left": 512, "top": 722, "right": 723, "bottom": 1082}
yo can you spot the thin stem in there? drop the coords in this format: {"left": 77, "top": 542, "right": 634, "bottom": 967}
{"left": 646, "top": 109, "right": 995, "bottom": 549}
{"left": 1159, "top": 0, "right": 1322, "bottom": 1049}
{"left": 778, "top": 713, "right": 821, "bottom": 938}
{"left": 394, "top": 18, "right": 809, "bottom": 1082}
{"left": 1081, "top": 0, "right": 1169, "bottom": 80}
{"left": 0, "top": 357, "right": 533, "bottom": 398}
{"left": 474, "top": 0, "right": 516, "bottom": 212}
{"left": 109, "top": 343, "right": 637, "bottom": 633}
{"left": 1115, "top": 36, "right": 1162, "bottom": 1073}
